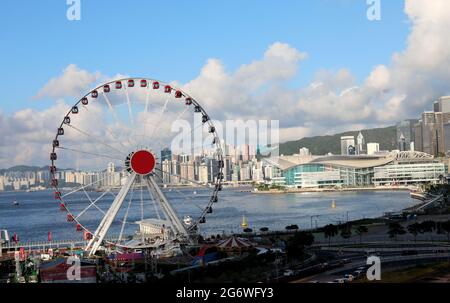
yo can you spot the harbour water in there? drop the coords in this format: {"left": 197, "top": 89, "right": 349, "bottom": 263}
{"left": 0, "top": 189, "right": 418, "bottom": 242}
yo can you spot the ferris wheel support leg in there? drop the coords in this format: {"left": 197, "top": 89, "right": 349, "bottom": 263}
{"left": 145, "top": 176, "right": 191, "bottom": 243}
{"left": 86, "top": 173, "right": 137, "bottom": 256}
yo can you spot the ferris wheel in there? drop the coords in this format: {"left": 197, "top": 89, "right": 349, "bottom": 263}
{"left": 49, "top": 78, "right": 224, "bottom": 256}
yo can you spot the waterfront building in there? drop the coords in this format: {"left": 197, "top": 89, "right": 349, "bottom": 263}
{"left": 340, "top": 136, "right": 356, "bottom": 155}
{"left": 266, "top": 151, "right": 443, "bottom": 188}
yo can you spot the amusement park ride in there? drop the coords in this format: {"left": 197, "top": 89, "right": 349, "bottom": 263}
{"left": 49, "top": 78, "right": 224, "bottom": 258}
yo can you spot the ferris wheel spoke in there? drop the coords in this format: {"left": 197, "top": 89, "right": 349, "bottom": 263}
{"left": 124, "top": 86, "right": 135, "bottom": 127}
{"left": 64, "top": 123, "right": 127, "bottom": 158}
{"left": 56, "top": 146, "right": 124, "bottom": 162}
{"left": 75, "top": 189, "right": 111, "bottom": 220}
{"left": 118, "top": 182, "right": 135, "bottom": 244}
{"left": 102, "top": 92, "right": 139, "bottom": 150}
{"left": 147, "top": 97, "right": 170, "bottom": 148}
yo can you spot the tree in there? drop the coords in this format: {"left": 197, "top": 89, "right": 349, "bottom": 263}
{"left": 286, "top": 231, "right": 315, "bottom": 261}
{"left": 420, "top": 220, "right": 437, "bottom": 242}
{"left": 323, "top": 224, "right": 338, "bottom": 247}
{"left": 440, "top": 220, "right": 450, "bottom": 242}
{"left": 340, "top": 227, "right": 352, "bottom": 241}
{"left": 355, "top": 225, "right": 369, "bottom": 243}
{"left": 285, "top": 225, "right": 299, "bottom": 232}
{"left": 407, "top": 223, "right": 421, "bottom": 243}
{"left": 387, "top": 222, "right": 406, "bottom": 241}
{"left": 259, "top": 227, "right": 269, "bottom": 233}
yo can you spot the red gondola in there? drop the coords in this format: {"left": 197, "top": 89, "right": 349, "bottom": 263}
{"left": 140, "top": 79, "right": 147, "bottom": 87}
{"left": 103, "top": 85, "right": 110, "bottom": 93}
{"left": 175, "top": 90, "right": 182, "bottom": 98}
{"left": 67, "top": 214, "right": 74, "bottom": 222}
{"left": 54, "top": 191, "right": 61, "bottom": 200}
{"left": 76, "top": 224, "right": 82, "bottom": 232}
{"left": 91, "top": 90, "right": 98, "bottom": 98}
{"left": 115, "top": 81, "right": 122, "bottom": 89}
{"left": 128, "top": 79, "right": 135, "bottom": 87}
{"left": 185, "top": 98, "right": 193, "bottom": 105}
{"left": 51, "top": 179, "right": 58, "bottom": 187}
{"left": 152, "top": 81, "right": 160, "bottom": 89}
{"left": 83, "top": 231, "right": 93, "bottom": 240}
{"left": 59, "top": 203, "right": 66, "bottom": 211}
{"left": 81, "top": 97, "right": 88, "bottom": 105}
{"left": 164, "top": 85, "right": 172, "bottom": 93}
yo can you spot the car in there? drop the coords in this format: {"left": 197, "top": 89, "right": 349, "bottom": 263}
{"left": 342, "top": 258, "right": 352, "bottom": 264}
{"left": 283, "top": 270, "right": 295, "bottom": 277}
{"left": 353, "top": 270, "right": 365, "bottom": 279}
{"left": 333, "top": 278, "right": 345, "bottom": 283}
{"left": 344, "top": 274, "right": 354, "bottom": 282}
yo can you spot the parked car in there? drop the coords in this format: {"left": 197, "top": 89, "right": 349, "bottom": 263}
{"left": 344, "top": 274, "right": 354, "bottom": 282}
{"left": 283, "top": 270, "right": 295, "bottom": 277}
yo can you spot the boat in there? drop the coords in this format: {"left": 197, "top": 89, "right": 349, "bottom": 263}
{"left": 193, "top": 191, "right": 197, "bottom": 195}
{"left": 183, "top": 216, "right": 193, "bottom": 226}
{"left": 331, "top": 200, "right": 336, "bottom": 209}
{"left": 240, "top": 215, "right": 248, "bottom": 228}
{"left": 12, "top": 200, "right": 19, "bottom": 206}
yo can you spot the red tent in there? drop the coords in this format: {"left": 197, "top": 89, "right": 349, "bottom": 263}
{"left": 217, "top": 236, "right": 252, "bottom": 252}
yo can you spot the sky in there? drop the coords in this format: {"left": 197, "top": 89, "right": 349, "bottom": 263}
{"left": 1, "top": 0, "right": 450, "bottom": 167}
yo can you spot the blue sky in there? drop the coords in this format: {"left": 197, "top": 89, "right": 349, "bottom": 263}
{"left": 0, "top": 0, "right": 409, "bottom": 114}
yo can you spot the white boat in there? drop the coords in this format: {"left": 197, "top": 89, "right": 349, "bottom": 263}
{"left": 183, "top": 216, "right": 193, "bottom": 226}
{"left": 12, "top": 200, "right": 19, "bottom": 206}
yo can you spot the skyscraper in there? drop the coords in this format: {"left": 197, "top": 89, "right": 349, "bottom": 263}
{"left": 396, "top": 119, "right": 418, "bottom": 151}
{"left": 160, "top": 148, "right": 172, "bottom": 162}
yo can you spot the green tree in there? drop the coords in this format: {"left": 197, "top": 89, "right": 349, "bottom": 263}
{"left": 323, "top": 224, "right": 338, "bottom": 247}
{"left": 355, "top": 225, "right": 369, "bottom": 243}
{"left": 340, "top": 227, "right": 352, "bottom": 241}
{"left": 407, "top": 223, "right": 421, "bottom": 243}
{"left": 440, "top": 220, "right": 450, "bottom": 242}
{"left": 387, "top": 222, "right": 406, "bottom": 241}
{"left": 286, "top": 231, "right": 315, "bottom": 261}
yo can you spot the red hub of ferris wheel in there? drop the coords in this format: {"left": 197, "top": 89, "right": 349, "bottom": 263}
{"left": 130, "top": 150, "right": 156, "bottom": 175}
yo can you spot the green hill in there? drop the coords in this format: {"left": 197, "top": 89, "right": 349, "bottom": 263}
{"left": 279, "top": 126, "right": 397, "bottom": 156}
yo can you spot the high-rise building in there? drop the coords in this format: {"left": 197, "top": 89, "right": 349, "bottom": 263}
{"left": 160, "top": 148, "right": 172, "bottom": 162}
{"left": 367, "top": 143, "right": 380, "bottom": 155}
{"left": 396, "top": 119, "right": 419, "bottom": 151}
{"left": 341, "top": 136, "right": 355, "bottom": 155}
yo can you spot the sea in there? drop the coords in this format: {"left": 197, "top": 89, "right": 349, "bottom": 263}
{"left": 0, "top": 188, "right": 418, "bottom": 242}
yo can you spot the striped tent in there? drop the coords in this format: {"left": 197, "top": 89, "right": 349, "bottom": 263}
{"left": 217, "top": 236, "right": 252, "bottom": 252}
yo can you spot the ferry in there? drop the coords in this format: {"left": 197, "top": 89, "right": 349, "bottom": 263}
{"left": 240, "top": 215, "right": 248, "bottom": 228}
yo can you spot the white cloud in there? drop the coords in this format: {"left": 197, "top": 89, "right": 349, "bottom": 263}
{"left": 35, "top": 64, "right": 101, "bottom": 99}
{"left": 3, "top": 0, "right": 450, "bottom": 167}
